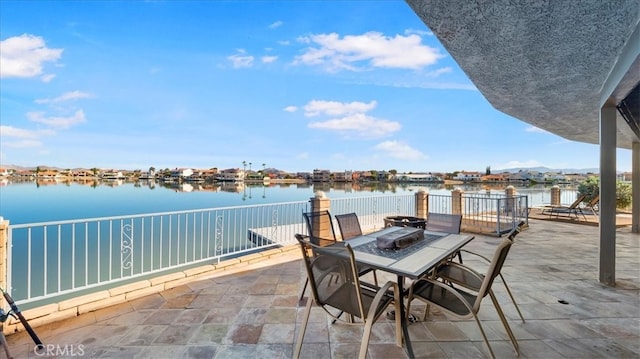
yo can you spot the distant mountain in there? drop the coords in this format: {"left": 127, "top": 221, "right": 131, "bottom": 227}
{"left": 495, "top": 167, "right": 600, "bottom": 174}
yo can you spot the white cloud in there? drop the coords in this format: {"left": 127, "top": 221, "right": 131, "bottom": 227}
{"left": 261, "top": 55, "right": 278, "bottom": 64}
{"left": 0, "top": 34, "right": 63, "bottom": 79}
{"left": 277, "top": 40, "right": 290, "bottom": 46}
{"left": 404, "top": 28, "right": 432, "bottom": 37}
{"left": 303, "top": 100, "right": 377, "bottom": 117}
{"left": 0, "top": 125, "right": 55, "bottom": 139}
{"left": 268, "top": 20, "right": 283, "bottom": 29}
{"left": 2, "top": 139, "right": 43, "bottom": 148}
{"left": 375, "top": 140, "right": 427, "bottom": 161}
{"left": 227, "top": 49, "right": 254, "bottom": 68}
{"left": 27, "top": 110, "right": 86, "bottom": 129}
{"left": 293, "top": 32, "right": 444, "bottom": 72}
{"left": 283, "top": 106, "right": 297, "bottom": 113}
{"left": 308, "top": 113, "right": 401, "bottom": 138}
{"left": 296, "top": 152, "right": 309, "bottom": 160}
{"left": 35, "top": 90, "right": 92, "bottom": 104}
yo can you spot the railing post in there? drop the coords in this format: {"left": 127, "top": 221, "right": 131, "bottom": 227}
{"left": 505, "top": 185, "right": 516, "bottom": 214}
{"left": 415, "top": 190, "right": 429, "bottom": 218}
{"left": 0, "top": 217, "right": 8, "bottom": 292}
{"left": 451, "top": 188, "right": 463, "bottom": 215}
{"left": 551, "top": 185, "right": 561, "bottom": 206}
{"left": 309, "top": 191, "right": 332, "bottom": 239}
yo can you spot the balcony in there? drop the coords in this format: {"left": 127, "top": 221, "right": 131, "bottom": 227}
{"left": 4, "top": 218, "right": 638, "bottom": 358}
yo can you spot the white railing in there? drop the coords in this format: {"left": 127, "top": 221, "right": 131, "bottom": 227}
{"left": 6, "top": 192, "right": 527, "bottom": 307}
{"left": 330, "top": 194, "right": 417, "bottom": 233}
{"left": 8, "top": 201, "right": 310, "bottom": 306}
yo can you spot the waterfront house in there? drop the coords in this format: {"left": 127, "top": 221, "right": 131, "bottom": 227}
{"left": 312, "top": 169, "right": 331, "bottom": 182}
{"left": 216, "top": 168, "right": 244, "bottom": 182}
{"left": 332, "top": 171, "right": 353, "bottom": 182}
{"left": 453, "top": 171, "right": 482, "bottom": 182}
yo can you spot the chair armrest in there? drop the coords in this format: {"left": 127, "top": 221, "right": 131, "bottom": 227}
{"left": 459, "top": 249, "right": 491, "bottom": 264}
{"left": 367, "top": 281, "right": 400, "bottom": 319}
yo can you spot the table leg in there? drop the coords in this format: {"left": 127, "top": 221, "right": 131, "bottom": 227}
{"left": 397, "top": 275, "right": 414, "bottom": 358}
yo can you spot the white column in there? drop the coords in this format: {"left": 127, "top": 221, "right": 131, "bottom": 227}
{"left": 599, "top": 104, "right": 617, "bottom": 285}
{"left": 633, "top": 141, "right": 639, "bottom": 233}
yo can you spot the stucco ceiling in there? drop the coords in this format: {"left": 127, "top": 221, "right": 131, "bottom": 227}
{"left": 406, "top": 0, "right": 640, "bottom": 149}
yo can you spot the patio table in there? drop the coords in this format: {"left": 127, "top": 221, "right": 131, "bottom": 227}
{"left": 345, "top": 226, "right": 475, "bottom": 359}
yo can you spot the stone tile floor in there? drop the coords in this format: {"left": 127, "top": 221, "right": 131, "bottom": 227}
{"left": 4, "top": 219, "right": 639, "bottom": 358}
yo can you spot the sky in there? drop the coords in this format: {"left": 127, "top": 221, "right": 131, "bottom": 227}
{"left": 0, "top": 1, "right": 633, "bottom": 174}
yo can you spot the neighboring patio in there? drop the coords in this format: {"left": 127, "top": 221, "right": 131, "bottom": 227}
{"left": 5, "top": 219, "right": 639, "bottom": 358}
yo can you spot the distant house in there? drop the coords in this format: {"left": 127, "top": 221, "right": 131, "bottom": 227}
{"left": 170, "top": 168, "right": 194, "bottom": 180}
{"left": 217, "top": 168, "right": 244, "bottom": 182}
{"left": 312, "top": 169, "right": 331, "bottom": 182}
{"left": 102, "top": 170, "right": 125, "bottom": 179}
{"left": 481, "top": 174, "right": 507, "bottom": 182}
{"left": 397, "top": 173, "right": 443, "bottom": 182}
{"left": 333, "top": 171, "right": 353, "bottom": 182}
{"left": 454, "top": 171, "right": 482, "bottom": 182}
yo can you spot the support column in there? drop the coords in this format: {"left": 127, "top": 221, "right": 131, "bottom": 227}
{"left": 550, "top": 185, "right": 561, "bottom": 206}
{"left": 599, "top": 104, "right": 617, "bottom": 285}
{"left": 415, "top": 190, "right": 429, "bottom": 219}
{"left": 632, "top": 141, "right": 639, "bottom": 233}
{"left": 451, "top": 188, "right": 463, "bottom": 216}
{"left": 309, "top": 191, "right": 332, "bottom": 240}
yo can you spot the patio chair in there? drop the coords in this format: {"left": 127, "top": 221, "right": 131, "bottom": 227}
{"left": 405, "top": 236, "right": 520, "bottom": 359}
{"left": 294, "top": 234, "right": 402, "bottom": 359}
{"left": 334, "top": 212, "right": 364, "bottom": 240}
{"left": 437, "top": 221, "right": 526, "bottom": 323}
{"left": 298, "top": 211, "right": 377, "bottom": 301}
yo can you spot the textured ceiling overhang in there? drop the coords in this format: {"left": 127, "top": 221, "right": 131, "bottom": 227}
{"left": 406, "top": 0, "right": 640, "bottom": 149}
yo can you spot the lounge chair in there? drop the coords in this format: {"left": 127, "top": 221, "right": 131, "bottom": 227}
{"left": 543, "top": 193, "right": 588, "bottom": 220}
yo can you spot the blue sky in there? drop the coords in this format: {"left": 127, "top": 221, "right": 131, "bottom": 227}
{"left": 0, "top": 1, "right": 632, "bottom": 173}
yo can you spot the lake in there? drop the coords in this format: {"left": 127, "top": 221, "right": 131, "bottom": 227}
{"left": 0, "top": 179, "right": 570, "bottom": 225}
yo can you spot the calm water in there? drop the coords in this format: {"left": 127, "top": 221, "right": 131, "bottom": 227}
{"left": 0, "top": 179, "right": 567, "bottom": 225}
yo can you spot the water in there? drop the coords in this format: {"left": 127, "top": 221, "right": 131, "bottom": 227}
{"left": 0, "top": 179, "right": 572, "bottom": 225}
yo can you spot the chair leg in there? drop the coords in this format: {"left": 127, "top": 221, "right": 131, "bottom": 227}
{"left": 372, "top": 270, "right": 379, "bottom": 286}
{"left": 298, "top": 278, "right": 308, "bottom": 301}
{"left": 293, "top": 296, "right": 313, "bottom": 359}
{"left": 489, "top": 291, "right": 519, "bottom": 355}
{"left": 472, "top": 313, "right": 496, "bottom": 359}
{"left": 499, "top": 273, "right": 525, "bottom": 323}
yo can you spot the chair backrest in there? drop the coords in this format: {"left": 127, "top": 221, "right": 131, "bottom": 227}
{"left": 587, "top": 194, "right": 600, "bottom": 207}
{"left": 295, "top": 234, "right": 366, "bottom": 318}
{"left": 334, "top": 213, "right": 363, "bottom": 240}
{"left": 473, "top": 237, "right": 514, "bottom": 310}
{"left": 303, "top": 210, "right": 337, "bottom": 245}
{"left": 425, "top": 213, "right": 462, "bottom": 234}
{"left": 567, "top": 193, "right": 588, "bottom": 209}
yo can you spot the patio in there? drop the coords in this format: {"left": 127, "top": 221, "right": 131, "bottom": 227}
{"left": 4, "top": 219, "right": 639, "bottom": 358}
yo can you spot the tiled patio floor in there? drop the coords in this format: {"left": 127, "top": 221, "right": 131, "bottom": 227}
{"left": 5, "top": 219, "right": 639, "bottom": 358}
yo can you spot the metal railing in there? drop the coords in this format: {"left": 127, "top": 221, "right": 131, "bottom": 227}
{"left": 429, "top": 193, "right": 528, "bottom": 235}
{"left": 330, "top": 194, "right": 416, "bottom": 233}
{"left": 6, "top": 192, "right": 527, "bottom": 307}
{"left": 8, "top": 201, "right": 309, "bottom": 306}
